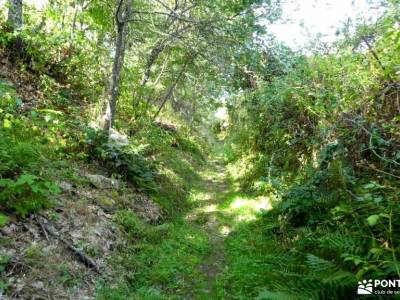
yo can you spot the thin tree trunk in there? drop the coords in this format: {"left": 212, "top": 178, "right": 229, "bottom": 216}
{"left": 362, "top": 37, "right": 386, "bottom": 74}
{"left": 132, "top": 40, "right": 165, "bottom": 116}
{"left": 7, "top": 0, "right": 24, "bottom": 63}
{"left": 362, "top": 37, "right": 395, "bottom": 83}
{"left": 152, "top": 58, "right": 192, "bottom": 120}
{"left": 104, "top": 23, "right": 126, "bottom": 131}
{"left": 134, "top": 23, "right": 193, "bottom": 110}
{"left": 71, "top": 1, "right": 78, "bottom": 41}
{"left": 103, "top": 0, "right": 132, "bottom": 132}
{"left": 141, "top": 40, "right": 166, "bottom": 87}
{"left": 7, "top": 0, "right": 23, "bottom": 30}
{"left": 152, "top": 79, "right": 178, "bottom": 120}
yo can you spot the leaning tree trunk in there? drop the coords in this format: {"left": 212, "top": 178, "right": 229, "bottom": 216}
{"left": 152, "top": 58, "right": 191, "bottom": 120}
{"left": 103, "top": 0, "right": 132, "bottom": 133}
{"left": 152, "top": 52, "right": 198, "bottom": 120}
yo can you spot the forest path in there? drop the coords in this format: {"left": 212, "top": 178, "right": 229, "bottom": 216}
{"left": 184, "top": 148, "right": 272, "bottom": 299}
{"left": 130, "top": 145, "right": 272, "bottom": 299}
{"left": 187, "top": 158, "right": 231, "bottom": 297}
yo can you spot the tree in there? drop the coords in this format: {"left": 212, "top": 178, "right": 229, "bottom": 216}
{"left": 7, "top": 0, "right": 25, "bottom": 63}
{"left": 152, "top": 51, "right": 196, "bottom": 120}
{"left": 7, "top": 0, "right": 23, "bottom": 30}
{"left": 100, "top": 0, "right": 279, "bottom": 132}
{"left": 103, "top": 0, "right": 133, "bottom": 133}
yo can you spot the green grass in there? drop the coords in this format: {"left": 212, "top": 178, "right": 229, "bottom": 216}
{"left": 97, "top": 218, "right": 211, "bottom": 299}
{"left": 215, "top": 218, "right": 277, "bottom": 299}
{"left": 96, "top": 150, "right": 280, "bottom": 299}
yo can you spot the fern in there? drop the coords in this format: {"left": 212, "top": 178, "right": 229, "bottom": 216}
{"left": 256, "top": 289, "right": 302, "bottom": 300}
{"left": 307, "top": 254, "right": 337, "bottom": 273}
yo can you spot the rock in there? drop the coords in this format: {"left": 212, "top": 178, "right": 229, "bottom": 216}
{"left": 59, "top": 181, "right": 74, "bottom": 193}
{"left": 97, "top": 197, "right": 116, "bottom": 213}
{"left": 154, "top": 120, "right": 177, "bottom": 133}
{"left": 1, "top": 224, "right": 18, "bottom": 236}
{"left": 31, "top": 281, "right": 44, "bottom": 290}
{"left": 75, "top": 190, "right": 95, "bottom": 199}
{"left": 87, "top": 123, "right": 129, "bottom": 145}
{"left": 98, "top": 197, "right": 115, "bottom": 207}
{"left": 109, "top": 128, "right": 129, "bottom": 146}
{"left": 15, "top": 279, "right": 24, "bottom": 293}
{"left": 85, "top": 174, "right": 121, "bottom": 190}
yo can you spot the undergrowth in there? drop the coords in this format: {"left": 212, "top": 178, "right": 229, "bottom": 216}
{"left": 97, "top": 215, "right": 210, "bottom": 299}
{"left": 221, "top": 5, "right": 400, "bottom": 298}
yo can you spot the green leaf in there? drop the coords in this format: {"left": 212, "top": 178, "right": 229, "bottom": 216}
{"left": 37, "top": 109, "right": 63, "bottom": 115}
{"left": 15, "top": 174, "right": 37, "bottom": 186}
{"left": 44, "top": 115, "right": 52, "bottom": 122}
{"left": 0, "top": 214, "right": 8, "bottom": 227}
{"left": 379, "top": 213, "right": 390, "bottom": 219}
{"left": 3, "top": 119, "right": 11, "bottom": 128}
{"left": 369, "top": 248, "right": 383, "bottom": 255}
{"left": 0, "top": 179, "right": 12, "bottom": 187}
{"left": 367, "top": 215, "right": 380, "bottom": 227}
{"left": 15, "top": 98, "right": 23, "bottom": 107}
{"left": 363, "top": 183, "right": 376, "bottom": 189}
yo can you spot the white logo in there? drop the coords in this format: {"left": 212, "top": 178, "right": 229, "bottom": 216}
{"left": 358, "top": 279, "right": 373, "bottom": 295}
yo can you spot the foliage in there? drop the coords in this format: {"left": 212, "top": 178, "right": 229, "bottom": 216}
{"left": 86, "top": 128, "right": 156, "bottom": 191}
{"left": 114, "top": 210, "right": 151, "bottom": 240}
{"left": 222, "top": 3, "right": 400, "bottom": 298}
{"left": 1, "top": 0, "right": 399, "bottom": 298}
{"left": 0, "top": 67, "right": 83, "bottom": 221}
{"left": 99, "top": 218, "right": 210, "bottom": 299}
{"left": 0, "top": 213, "right": 8, "bottom": 227}
{"left": 0, "top": 174, "right": 60, "bottom": 217}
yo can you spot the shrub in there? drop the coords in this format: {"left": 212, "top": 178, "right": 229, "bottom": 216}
{"left": 86, "top": 128, "right": 156, "bottom": 191}
{"left": 0, "top": 174, "right": 60, "bottom": 217}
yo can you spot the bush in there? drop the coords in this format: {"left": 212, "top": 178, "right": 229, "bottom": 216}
{"left": 222, "top": 6, "right": 400, "bottom": 298}
{"left": 0, "top": 174, "right": 60, "bottom": 217}
{"left": 86, "top": 129, "right": 156, "bottom": 191}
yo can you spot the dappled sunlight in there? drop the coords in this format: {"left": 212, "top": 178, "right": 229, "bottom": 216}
{"left": 202, "top": 204, "right": 218, "bottom": 213}
{"left": 183, "top": 156, "right": 274, "bottom": 235}
{"left": 189, "top": 191, "right": 213, "bottom": 202}
{"left": 226, "top": 153, "right": 256, "bottom": 181}
{"left": 200, "top": 173, "right": 225, "bottom": 183}
{"left": 1, "top": 0, "right": 395, "bottom": 298}
{"left": 224, "top": 195, "right": 273, "bottom": 223}
{"left": 219, "top": 225, "right": 232, "bottom": 236}
{"left": 230, "top": 196, "right": 272, "bottom": 211}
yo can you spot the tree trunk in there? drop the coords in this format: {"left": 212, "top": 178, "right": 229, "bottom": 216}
{"left": 103, "top": 0, "right": 132, "bottom": 133}
{"left": 7, "top": 0, "right": 24, "bottom": 63}
{"left": 152, "top": 57, "right": 192, "bottom": 120}
{"left": 7, "top": 0, "right": 23, "bottom": 30}
{"left": 141, "top": 40, "right": 165, "bottom": 87}
{"left": 104, "top": 23, "right": 126, "bottom": 132}
{"left": 70, "top": 1, "right": 78, "bottom": 41}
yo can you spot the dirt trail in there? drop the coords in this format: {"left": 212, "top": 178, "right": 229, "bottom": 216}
{"left": 187, "top": 159, "right": 232, "bottom": 297}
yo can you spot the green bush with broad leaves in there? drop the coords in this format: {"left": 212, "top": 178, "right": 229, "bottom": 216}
{"left": 85, "top": 128, "right": 156, "bottom": 191}
{"left": 0, "top": 174, "right": 60, "bottom": 217}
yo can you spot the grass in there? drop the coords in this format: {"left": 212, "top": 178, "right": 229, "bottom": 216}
{"left": 97, "top": 218, "right": 211, "bottom": 299}
{"left": 96, "top": 158, "right": 218, "bottom": 299}
{"left": 214, "top": 214, "right": 280, "bottom": 299}
{"left": 96, "top": 147, "right": 277, "bottom": 299}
